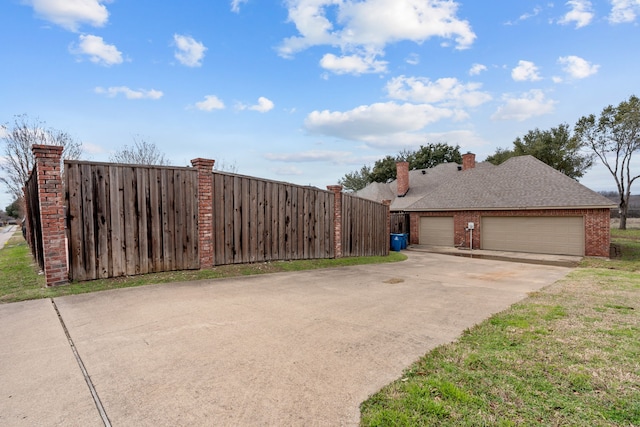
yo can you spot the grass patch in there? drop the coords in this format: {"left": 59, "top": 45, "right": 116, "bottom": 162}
{"left": 361, "top": 228, "right": 640, "bottom": 426}
{"left": 0, "top": 230, "right": 407, "bottom": 304}
{"left": 581, "top": 227, "right": 640, "bottom": 271}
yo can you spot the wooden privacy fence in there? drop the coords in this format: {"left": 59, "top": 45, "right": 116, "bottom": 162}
{"left": 211, "top": 172, "right": 335, "bottom": 265}
{"left": 390, "top": 212, "right": 410, "bottom": 235}
{"left": 65, "top": 161, "right": 199, "bottom": 281}
{"left": 24, "top": 167, "right": 45, "bottom": 272}
{"left": 26, "top": 148, "right": 390, "bottom": 285}
{"left": 342, "top": 194, "right": 389, "bottom": 257}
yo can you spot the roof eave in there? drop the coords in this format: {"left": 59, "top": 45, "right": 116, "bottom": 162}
{"left": 399, "top": 204, "right": 617, "bottom": 212}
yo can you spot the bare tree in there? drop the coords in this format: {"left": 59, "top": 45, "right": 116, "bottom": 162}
{"left": 0, "top": 114, "right": 83, "bottom": 201}
{"left": 575, "top": 95, "right": 640, "bottom": 229}
{"left": 109, "top": 137, "right": 170, "bottom": 165}
{"left": 214, "top": 159, "right": 239, "bottom": 173}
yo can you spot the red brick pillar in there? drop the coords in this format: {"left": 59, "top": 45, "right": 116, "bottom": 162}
{"left": 327, "top": 185, "right": 343, "bottom": 258}
{"left": 32, "top": 145, "right": 68, "bottom": 286}
{"left": 383, "top": 200, "right": 391, "bottom": 253}
{"left": 191, "top": 158, "right": 215, "bottom": 268}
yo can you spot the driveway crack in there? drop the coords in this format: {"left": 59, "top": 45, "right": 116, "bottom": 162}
{"left": 51, "top": 298, "right": 112, "bottom": 427}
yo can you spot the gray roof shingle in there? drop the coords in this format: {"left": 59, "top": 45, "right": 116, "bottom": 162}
{"left": 354, "top": 155, "right": 615, "bottom": 211}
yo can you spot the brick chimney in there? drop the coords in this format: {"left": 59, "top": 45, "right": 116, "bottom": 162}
{"left": 396, "top": 161, "right": 409, "bottom": 196}
{"left": 462, "top": 152, "right": 476, "bottom": 171}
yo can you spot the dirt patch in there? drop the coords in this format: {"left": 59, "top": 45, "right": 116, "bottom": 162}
{"left": 468, "top": 271, "right": 518, "bottom": 281}
{"left": 383, "top": 278, "right": 404, "bottom": 284}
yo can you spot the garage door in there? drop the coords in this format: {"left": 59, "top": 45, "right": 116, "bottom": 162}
{"left": 419, "top": 217, "right": 454, "bottom": 246}
{"left": 481, "top": 217, "right": 584, "bottom": 256}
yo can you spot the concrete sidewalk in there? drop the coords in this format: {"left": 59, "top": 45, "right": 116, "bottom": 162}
{"left": 0, "top": 225, "right": 17, "bottom": 249}
{"left": 0, "top": 251, "right": 573, "bottom": 426}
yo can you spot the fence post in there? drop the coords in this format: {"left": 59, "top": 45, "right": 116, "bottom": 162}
{"left": 32, "top": 145, "right": 68, "bottom": 286}
{"left": 327, "top": 185, "right": 343, "bottom": 258}
{"left": 191, "top": 158, "right": 215, "bottom": 268}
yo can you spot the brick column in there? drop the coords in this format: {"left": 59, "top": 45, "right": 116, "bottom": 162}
{"left": 191, "top": 158, "right": 215, "bottom": 268}
{"left": 382, "top": 200, "right": 391, "bottom": 253}
{"left": 327, "top": 185, "right": 343, "bottom": 258}
{"left": 32, "top": 145, "right": 68, "bottom": 286}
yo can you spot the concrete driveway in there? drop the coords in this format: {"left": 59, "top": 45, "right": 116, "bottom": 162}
{"left": 0, "top": 251, "right": 572, "bottom": 426}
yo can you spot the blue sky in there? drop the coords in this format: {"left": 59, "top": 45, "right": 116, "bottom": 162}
{"left": 1, "top": 0, "right": 639, "bottom": 210}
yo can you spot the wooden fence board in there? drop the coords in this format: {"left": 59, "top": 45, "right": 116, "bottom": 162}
{"left": 94, "top": 165, "right": 109, "bottom": 278}
{"left": 65, "top": 161, "right": 199, "bottom": 281}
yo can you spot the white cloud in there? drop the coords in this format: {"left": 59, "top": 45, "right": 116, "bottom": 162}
{"left": 469, "top": 63, "right": 487, "bottom": 76}
{"left": 609, "top": 0, "right": 640, "bottom": 23}
{"left": 558, "top": 55, "right": 599, "bottom": 79}
{"left": 558, "top": 0, "right": 594, "bottom": 28}
{"left": 195, "top": 95, "right": 225, "bottom": 111}
{"left": 25, "top": 0, "right": 109, "bottom": 31}
{"left": 320, "top": 53, "right": 388, "bottom": 75}
{"left": 386, "top": 76, "right": 491, "bottom": 108}
{"left": 505, "top": 6, "right": 542, "bottom": 25}
{"left": 511, "top": 60, "right": 542, "bottom": 82}
{"left": 405, "top": 53, "right": 420, "bottom": 65}
{"left": 491, "top": 90, "right": 557, "bottom": 121}
{"left": 249, "top": 97, "right": 275, "bottom": 113}
{"left": 71, "top": 34, "right": 122, "bottom": 66}
{"left": 173, "top": 34, "right": 207, "bottom": 67}
{"left": 264, "top": 150, "right": 352, "bottom": 163}
{"left": 423, "top": 130, "right": 489, "bottom": 149}
{"left": 95, "top": 86, "right": 163, "bottom": 100}
{"left": 278, "top": 0, "right": 476, "bottom": 71}
{"left": 231, "top": 0, "right": 248, "bottom": 13}
{"left": 304, "top": 101, "right": 458, "bottom": 145}
{"left": 237, "top": 97, "right": 275, "bottom": 113}
{"left": 274, "top": 166, "right": 303, "bottom": 176}
{"left": 82, "top": 142, "right": 108, "bottom": 155}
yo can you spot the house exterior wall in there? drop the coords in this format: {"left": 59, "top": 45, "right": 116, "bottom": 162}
{"left": 409, "top": 208, "right": 611, "bottom": 257}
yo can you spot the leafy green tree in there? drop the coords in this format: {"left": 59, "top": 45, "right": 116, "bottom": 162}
{"left": 485, "top": 124, "right": 593, "bottom": 179}
{"left": 485, "top": 147, "right": 515, "bottom": 165}
{"left": 407, "top": 142, "right": 462, "bottom": 170}
{"left": 338, "top": 165, "right": 371, "bottom": 192}
{"left": 5, "top": 199, "right": 21, "bottom": 218}
{"left": 575, "top": 95, "right": 640, "bottom": 229}
{"left": 369, "top": 155, "right": 399, "bottom": 183}
{"left": 339, "top": 143, "right": 462, "bottom": 190}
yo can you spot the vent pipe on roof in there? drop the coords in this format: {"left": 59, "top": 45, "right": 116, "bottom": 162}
{"left": 462, "top": 152, "right": 476, "bottom": 171}
{"left": 396, "top": 161, "right": 409, "bottom": 196}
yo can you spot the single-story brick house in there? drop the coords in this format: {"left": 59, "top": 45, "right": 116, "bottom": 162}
{"left": 355, "top": 153, "right": 615, "bottom": 257}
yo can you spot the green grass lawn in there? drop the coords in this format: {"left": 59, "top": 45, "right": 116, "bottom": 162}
{"left": 360, "top": 229, "right": 640, "bottom": 426}
{"left": 0, "top": 229, "right": 407, "bottom": 303}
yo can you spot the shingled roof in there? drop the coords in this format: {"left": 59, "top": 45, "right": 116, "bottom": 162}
{"left": 354, "top": 155, "right": 615, "bottom": 211}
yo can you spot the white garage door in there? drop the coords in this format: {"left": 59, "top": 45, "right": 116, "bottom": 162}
{"left": 481, "top": 216, "right": 584, "bottom": 256}
{"left": 419, "top": 217, "right": 454, "bottom": 246}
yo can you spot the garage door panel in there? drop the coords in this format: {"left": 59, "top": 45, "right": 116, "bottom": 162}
{"left": 482, "top": 217, "right": 584, "bottom": 256}
{"left": 419, "top": 217, "right": 454, "bottom": 246}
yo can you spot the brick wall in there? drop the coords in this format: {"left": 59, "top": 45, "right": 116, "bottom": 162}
{"left": 409, "top": 208, "right": 611, "bottom": 257}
